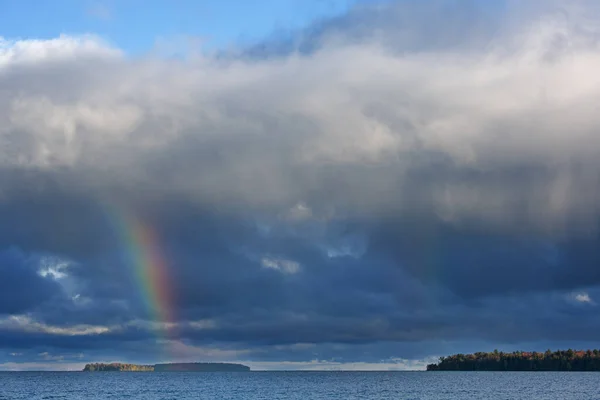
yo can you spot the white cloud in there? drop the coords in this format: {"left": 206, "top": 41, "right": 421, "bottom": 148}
{"left": 1, "top": 316, "right": 110, "bottom": 336}
{"left": 0, "top": 35, "right": 119, "bottom": 67}
{"left": 38, "top": 257, "right": 71, "bottom": 280}
{"left": 574, "top": 292, "right": 594, "bottom": 304}
{"left": 261, "top": 256, "right": 301, "bottom": 274}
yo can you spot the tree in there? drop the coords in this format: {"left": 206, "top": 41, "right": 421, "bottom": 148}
{"left": 426, "top": 349, "right": 600, "bottom": 371}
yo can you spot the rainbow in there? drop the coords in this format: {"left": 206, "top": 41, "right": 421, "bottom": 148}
{"left": 106, "top": 206, "right": 177, "bottom": 349}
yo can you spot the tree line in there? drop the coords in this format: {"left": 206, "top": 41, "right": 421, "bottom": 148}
{"left": 427, "top": 350, "right": 600, "bottom": 371}
{"left": 83, "top": 363, "right": 154, "bottom": 372}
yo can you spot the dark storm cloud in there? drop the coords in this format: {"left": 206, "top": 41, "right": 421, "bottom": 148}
{"left": 368, "top": 217, "right": 600, "bottom": 299}
{"left": 0, "top": 248, "right": 63, "bottom": 315}
{"left": 2, "top": 0, "right": 600, "bottom": 369}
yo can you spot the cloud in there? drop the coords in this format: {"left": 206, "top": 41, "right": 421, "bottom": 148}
{"left": 38, "top": 257, "right": 72, "bottom": 280}
{"left": 574, "top": 292, "right": 594, "bottom": 304}
{"left": 2, "top": 0, "right": 600, "bottom": 368}
{"left": 1, "top": 7, "right": 599, "bottom": 233}
{"left": 37, "top": 351, "right": 83, "bottom": 361}
{"left": 0, "top": 316, "right": 110, "bottom": 336}
{"left": 0, "top": 248, "right": 64, "bottom": 315}
{"left": 261, "top": 256, "right": 301, "bottom": 274}
{"left": 0, "top": 35, "right": 120, "bottom": 68}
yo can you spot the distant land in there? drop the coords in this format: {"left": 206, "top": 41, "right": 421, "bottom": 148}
{"left": 154, "top": 363, "right": 250, "bottom": 372}
{"left": 83, "top": 362, "right": 250, "bottom": 372}
{"left": 427, "top": 350, "right": 600, "bottom": 371}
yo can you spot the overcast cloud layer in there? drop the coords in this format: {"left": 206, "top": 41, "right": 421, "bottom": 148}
{"left": 3, "top": 0, "right": 600, "bottom": 370}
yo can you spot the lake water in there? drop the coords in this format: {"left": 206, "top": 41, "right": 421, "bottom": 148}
{"left": 1, "top": 371, "right": 599, "bottom": 399}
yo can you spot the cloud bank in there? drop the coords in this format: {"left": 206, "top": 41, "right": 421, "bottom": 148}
{"left": 2, "top": 0, "right": 600, "bottom": 369}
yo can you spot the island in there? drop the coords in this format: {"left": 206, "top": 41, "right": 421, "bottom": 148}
{"left": 83, "top": 363, "right": 154, "bottom": 372}
{"left": 154, "top": 363, "right": 250, "bottom": 372}
{"left": 427, "top": 349, "right": 600, "bottom": 371}
{"left": 83, "top": 362, "right": 250, "bottom": 372}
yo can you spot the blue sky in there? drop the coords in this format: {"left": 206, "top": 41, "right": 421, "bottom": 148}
{"left": 0, "top": 0, "right": 509, "bottom": 54}
{"left": 0, "top": 0, "right": 361, "bottom": 53}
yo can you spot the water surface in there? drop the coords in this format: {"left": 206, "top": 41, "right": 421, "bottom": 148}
{"left": 1, "top": 371, "right": 598, "bottom": 399}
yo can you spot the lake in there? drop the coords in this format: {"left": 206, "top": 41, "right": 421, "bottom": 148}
{"left": 1, "top": 371, "right": 598, "bottom": 399}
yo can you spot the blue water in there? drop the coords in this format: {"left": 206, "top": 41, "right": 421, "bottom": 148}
{"left": 1, "top": 371, "right": 599, "bottom": 399}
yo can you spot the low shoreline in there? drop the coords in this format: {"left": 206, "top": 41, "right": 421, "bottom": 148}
{"left": 83, "top": 362, "right": 251, "bottom": 372}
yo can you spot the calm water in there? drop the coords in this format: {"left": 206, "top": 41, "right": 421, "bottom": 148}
{"left": 1, "top": 371, "right": 599, "bottom": 399}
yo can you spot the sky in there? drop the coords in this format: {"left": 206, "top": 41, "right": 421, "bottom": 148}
{"left": 2, "top": 0, "right": 600, "bottom": 371}
{"left": 0, "top": 0, "right": 359, "bottom": 53}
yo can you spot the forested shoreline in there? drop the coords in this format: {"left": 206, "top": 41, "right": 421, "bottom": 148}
{"left": 83, "top": 363, "right": 154, "bottom": 372}
{"left": 427, "top": 350, "right": 600, "bottom": 371}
